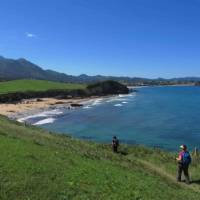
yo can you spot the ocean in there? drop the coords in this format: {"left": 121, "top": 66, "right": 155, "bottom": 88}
{"left": 22, "top": 86, "right": 200, "bottom": 151}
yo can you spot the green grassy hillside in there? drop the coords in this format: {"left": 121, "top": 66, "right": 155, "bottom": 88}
{"left": 0, "top": 116, "right": 200, "bottom": 200}
{"left": 0, "top": 79, "right": 86, "bottom": 94}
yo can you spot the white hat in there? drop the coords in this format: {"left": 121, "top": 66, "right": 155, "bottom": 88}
{"left": 180, "top": 144, "right": 187, "bottom": 150}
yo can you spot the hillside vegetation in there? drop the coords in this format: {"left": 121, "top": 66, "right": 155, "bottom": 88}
{"left": 0, "top": 56, "right": 199, "bottom": 85}
{"left": 0, "top": 80, "right": 129, "bottom": 103}
{"left": 0, "top": 115, "right": 200, "bottom": 200}
{"left": 0, "top": 79, "right": 86, "bottom": 95}
{"left": 0, "top": 56, "right": 78, "bottom": 83}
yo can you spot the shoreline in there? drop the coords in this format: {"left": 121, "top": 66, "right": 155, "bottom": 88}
{"left": 0, "top": 96, "right": 108, "bottom": 120}
{"left": 128, "top": 83, "right": 195, "bottom": 88}
{"left": 0, "top": 84, "right": 195, "bottom": 120}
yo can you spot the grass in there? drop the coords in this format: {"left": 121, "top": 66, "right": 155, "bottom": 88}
{"left": 0, "top": 79, "right": 86, "bottom": 94}
{"left": 0, "top": 115, "right": 200, "bottom": 200}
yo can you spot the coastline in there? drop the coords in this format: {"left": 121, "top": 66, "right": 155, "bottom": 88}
{"left": 128, "top": 83, "right": 195, "bottom": 88}
{"left": 1, "top": 86, "right": 200, "bottom": 151}
{"left": 0, "top": 96, "right": 106, "bottom": 120}
{"left": 0, "top": 84, "right": 195, "bottom": 120}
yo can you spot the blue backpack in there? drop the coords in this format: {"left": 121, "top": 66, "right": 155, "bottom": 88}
{"left": 182, "top": 151, "right": 191, "bottom": 165}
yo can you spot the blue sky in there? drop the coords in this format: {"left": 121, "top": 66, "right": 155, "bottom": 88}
{"left": 1, "top": 0, "right": 200, "bottom": 78}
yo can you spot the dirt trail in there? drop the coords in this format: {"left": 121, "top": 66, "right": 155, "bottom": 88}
{"left": 127, "top": 157, "right": 200, "bottom": 193}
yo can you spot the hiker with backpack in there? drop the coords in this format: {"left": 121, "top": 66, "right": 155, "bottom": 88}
{"left": 112, "top": 136, "right": 119, "bottom": 153}
{"left": 176, "top": 144, "right": 191, "bottom": 184}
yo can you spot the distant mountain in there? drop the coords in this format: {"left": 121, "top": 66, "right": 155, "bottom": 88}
{"left": 0, "top": 56, "right": 149, "bottom": 83}
{"left": 0, "top": 56, "right": 76, "bottom": 82}
{"left": 0, "top": 56, "right": 200, "bottom": 84}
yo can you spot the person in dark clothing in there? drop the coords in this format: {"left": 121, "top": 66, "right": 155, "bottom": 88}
{"left": 112, "top": 136, "right": 119, "bottom": 153}
{"left": 176, "top": 144, "right": 191, "bottom": 184}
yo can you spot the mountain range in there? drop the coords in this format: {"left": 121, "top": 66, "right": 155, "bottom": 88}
{"left": 0, "top": 56, "right": 199, "bottom": 84}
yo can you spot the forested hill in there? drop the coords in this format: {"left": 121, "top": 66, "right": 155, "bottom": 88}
{"left": 0, "top": 56, "right": 77, "bottom": 82}
{"left": 0, "top": 56, "right": 200, "bottom": 85}
{"left": 0, "top": 56, "right": 150, "bottom": 84}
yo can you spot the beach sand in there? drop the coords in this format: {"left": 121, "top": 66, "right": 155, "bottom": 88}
{"left": 0, "top": 97, "right": 99, "bottom": 118}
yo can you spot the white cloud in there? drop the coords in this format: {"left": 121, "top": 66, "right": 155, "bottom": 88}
{"left": 25, "top": 32, "right": 36, "bottom": 38}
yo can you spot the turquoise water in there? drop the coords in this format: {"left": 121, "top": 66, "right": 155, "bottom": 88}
{"left": 27, "top": 86, "right": 200, "bottom": 151}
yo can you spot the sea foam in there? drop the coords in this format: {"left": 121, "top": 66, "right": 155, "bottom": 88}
{"left": 17, "top": 109, "right": 63, "bottom": 122}
{"left": 83, "top": 105, "right": 92, "bottom": 109}
{"left": 92, "top": 99, "right": 103, "bottom": 106}
{"left": 33, "top": 118, "right": 56, "bottom": 125}
{"left": 114, "top": 104, "right": 123, "bottom": 107}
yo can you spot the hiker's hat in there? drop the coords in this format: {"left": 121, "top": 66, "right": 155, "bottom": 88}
{"left": 180, "top": 144, "right": 187, "bottom": 150}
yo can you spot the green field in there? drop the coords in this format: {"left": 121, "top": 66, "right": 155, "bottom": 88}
{"left": 0, "top": 80, "right": 86, "bottom": 94}
{"left": 0, "top": 115, "right": 200, "bottom": 200}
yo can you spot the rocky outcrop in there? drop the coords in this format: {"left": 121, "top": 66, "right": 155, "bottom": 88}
{"left": 70, "top": 103, "right": 83, "bottom": 107}
{"left": 86, "top": 80, "right": 129, "bottom": 95}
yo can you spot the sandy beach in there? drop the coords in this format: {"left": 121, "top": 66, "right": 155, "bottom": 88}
{"left": 0, "top": 97, "right": 100, "bottom": 118}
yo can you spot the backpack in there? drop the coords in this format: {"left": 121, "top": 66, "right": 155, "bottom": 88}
{"left": 182, "top": 151, "right": 191, "bottom": 165}
{"left": 113, "top": 139, "right": 119, "bottom": 147}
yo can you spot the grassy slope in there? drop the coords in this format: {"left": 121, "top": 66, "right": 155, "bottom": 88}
{"left": 0, "top": 80, "right": 86, "bottom": 94}
{"left": 0, "top": 116, "right": 200, "bottom": 200}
